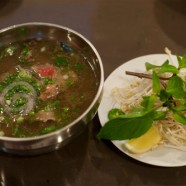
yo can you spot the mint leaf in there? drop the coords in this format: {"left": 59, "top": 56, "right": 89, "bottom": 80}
{"left": 97, "top": 113, "right": 153, "bottom": 140}
{"left": 166, "top": 76, "right": 186, "bottom": 98}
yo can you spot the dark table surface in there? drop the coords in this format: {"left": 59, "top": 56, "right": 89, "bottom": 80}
{"left": 1, "top": 0, "right": 186, "bottom": 185}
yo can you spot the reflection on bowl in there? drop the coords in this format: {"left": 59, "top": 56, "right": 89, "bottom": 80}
{"left": 0, "top": 22, "right": 104, "bottom": 155}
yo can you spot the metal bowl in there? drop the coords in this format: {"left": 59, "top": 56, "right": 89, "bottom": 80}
{"left": 0, "top": 22, "right": 104, "bottom": 155}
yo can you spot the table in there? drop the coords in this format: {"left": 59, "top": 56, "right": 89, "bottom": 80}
{"left": 0, "top": 0, "right": 186, "bottom": 185}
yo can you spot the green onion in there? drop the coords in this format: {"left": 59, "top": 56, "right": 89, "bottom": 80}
{"left": 54, "top": 56, "right": 69, "bottom": 67}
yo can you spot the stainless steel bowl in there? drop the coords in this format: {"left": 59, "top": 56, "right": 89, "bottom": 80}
{"left": 0, "top": 22, "right": 104, "bottom": 155}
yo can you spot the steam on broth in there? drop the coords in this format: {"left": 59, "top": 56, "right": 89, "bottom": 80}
{"left": 0, "top": 39, "right": 98, "bottom": 137}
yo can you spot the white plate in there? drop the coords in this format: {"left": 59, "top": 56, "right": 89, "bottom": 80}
{"left": 98, "top": 54, "right": 186, "bottom": 167}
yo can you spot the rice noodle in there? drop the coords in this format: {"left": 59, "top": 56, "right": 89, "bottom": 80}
{"left": 112, "top": 77, "right": 186, "bottom": 151}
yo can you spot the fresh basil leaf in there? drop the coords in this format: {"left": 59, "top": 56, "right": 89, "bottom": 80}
{"left": 97, "top": 113, "right": 153, "bottom": 140}
{"left": 173, "top": 111, "right": 186, "bottom": 125}
{"left": 98, "top": 113, "right": 153, "bottom": 140}
{"left": 152, "top": 71, "right": 161, "bottom": 94}
{"left": 166, "top": 76, "right": 186, "bottom": 98}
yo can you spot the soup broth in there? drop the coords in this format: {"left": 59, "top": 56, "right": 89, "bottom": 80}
{"left": 0, "top": 39, "right": 98, "bottom": 137}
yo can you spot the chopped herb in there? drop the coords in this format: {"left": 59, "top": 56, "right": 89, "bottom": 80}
{"left": 66, "top": 79, "right": 73, "bottom": 87}
{"left": 5, "top": 85, "right": 31, "bottom": 100}
{"left": 74, "top": 62, "right": 83, "bottom": 71}
{"left": 17, "top": 69, "right": 32, "bottom": 80}
{"left": 0, "top": 46, "right": 16, "bottom": 60}
{"left": 44, "top": 100, "right": 60, "bottom": 111}
{"left": 5, "top": 46, "right": 16, "bottom": 56}
{"left": 54, "top": 56, "right": 69, "bottom": 67}
{"left": 12, "top": 97, "right": 28, "bottom": 109}
{"left": 0, "top": 72, "right": 19, "bottom": 91}
{"left": 43, "top": 77, "right": 57, "bottom": 85}
{"left": 13, "top": 125, "right": 20, "bottom": 137}
{"left": 18, "top": 47, "right": 30, "bottom": 64}
{"left": 63, "top": 107, "right": 69, "bottom": 113}
{"left": 41, "top": 125, "right": 57, "bottom": 134}
{"left": 16, "top": 27, "right": 27, "bottom": 35}
{"left": 16, "top": 116, "right": 24, "bottom": 123}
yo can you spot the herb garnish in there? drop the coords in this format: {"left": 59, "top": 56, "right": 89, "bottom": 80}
{"left": 98, "top": 55, "right": 186, "bottom": 140}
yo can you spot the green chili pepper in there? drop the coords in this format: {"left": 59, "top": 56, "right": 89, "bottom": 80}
{"left": 108, "top": 108, "right": 125, "bottom": 120}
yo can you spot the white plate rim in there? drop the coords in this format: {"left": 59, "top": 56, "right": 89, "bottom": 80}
{"left": 98, "top": 54, "right": 186, "bottom": 167}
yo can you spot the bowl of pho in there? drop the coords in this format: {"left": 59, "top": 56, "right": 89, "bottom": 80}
{"left": 0, "top": 22, "right": 104, "bottom": 155}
